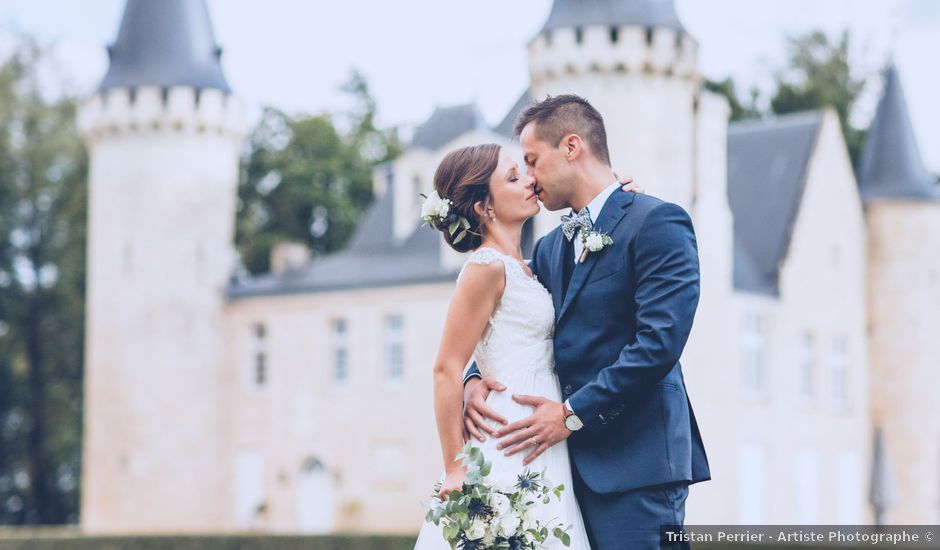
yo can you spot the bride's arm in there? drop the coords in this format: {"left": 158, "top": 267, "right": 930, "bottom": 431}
{"left": 434, "top": 260, "right": 504, "bottom": 498}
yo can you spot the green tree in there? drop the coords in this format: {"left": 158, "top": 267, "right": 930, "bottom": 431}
{"left": 769, "top": 30, "right": 869, "bottom": 168}
{"left": 703, "top": 77, "right": 761, "bottom": 121}
{"left": 236, "top": 72, "right": 399, "bottom": 276}
{"left": 341, "top": 69, "right": 403, "bottom": 164}
{"left": 0, "top": 41, "right": 87, "bottom": 525}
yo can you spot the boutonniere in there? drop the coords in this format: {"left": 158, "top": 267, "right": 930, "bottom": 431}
{"left": 579, "top": 230, "right": 614, "bottom": 263}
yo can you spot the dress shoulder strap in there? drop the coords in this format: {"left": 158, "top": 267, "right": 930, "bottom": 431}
{"left": 456, "top": 247, "right": 507, "bottom": 283}
{"left": 465, "top": 247, "right": 505, "bottom": 266}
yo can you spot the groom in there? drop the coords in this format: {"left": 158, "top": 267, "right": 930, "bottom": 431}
{"left": 463, "top": 94, "right": 710, "bottom": 549}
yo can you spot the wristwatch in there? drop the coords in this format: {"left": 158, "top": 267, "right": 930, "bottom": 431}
{"left": 563, "top": 401, "right": 583, "bottom": 431}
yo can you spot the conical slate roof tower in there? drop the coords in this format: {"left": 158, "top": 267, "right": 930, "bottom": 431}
{"left": 98, "top": 0, "right": 231, "bottom": 93}
{"left": 858, "top": 63, "right": 937, "bottom": 201}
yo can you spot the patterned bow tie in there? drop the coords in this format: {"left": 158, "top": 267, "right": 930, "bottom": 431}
{"left": 561, "top": 207, "right": 593, "bottom": 242}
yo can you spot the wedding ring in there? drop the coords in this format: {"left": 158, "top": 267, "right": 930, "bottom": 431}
{"left": 532, "top": 437, "right": 539, "bottom": 446}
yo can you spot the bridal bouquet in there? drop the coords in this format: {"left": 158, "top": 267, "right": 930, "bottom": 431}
{"left": 426, "top": 443, "right": 572, "bottom": 549}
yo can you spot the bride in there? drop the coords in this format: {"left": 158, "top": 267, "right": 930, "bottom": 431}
{"left": 413, "top": 143, "right": 637, "bottom": 550}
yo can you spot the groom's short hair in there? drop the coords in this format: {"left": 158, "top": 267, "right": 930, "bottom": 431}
{"left": 513, "top": 94, "right": 611, "bottom": 166}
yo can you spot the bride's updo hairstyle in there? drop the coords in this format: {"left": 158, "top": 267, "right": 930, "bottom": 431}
{"left": 432, "top": 143, "right": 501, "bottom": 253}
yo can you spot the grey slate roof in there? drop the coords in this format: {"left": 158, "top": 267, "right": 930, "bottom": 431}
{"left": 227, "top": 169, "right": 455, "bottom": 299}
{"left": 98, "top": 0, "right": 231, "bottom": 94}
{"left": 541, "top": 0, "right": 687, "bottom": 35}
{"left": 857, "top": 64, "right": 938, "bottom": 201}
{"left": 494, "top": 90, "right": 534, "bottom": 138}
{"left": 728, "top": 111, "right": 824, "bottom": 296}
{"left": 411, "top": 104, "right": 489, "bottom": 150}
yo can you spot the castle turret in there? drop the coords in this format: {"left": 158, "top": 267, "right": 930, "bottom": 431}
{"left": 78, "top": 0, "right": 245, "bottom": 533}
{"left": 862, "top": 63, "right": 940, "bottom": 523}
{"left": 528, "top": 0, "right": 700, "bottom": 208}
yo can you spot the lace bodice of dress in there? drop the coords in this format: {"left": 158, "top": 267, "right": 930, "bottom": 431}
{"left": 457, "top": 247, "right": 555, "bottom": 380}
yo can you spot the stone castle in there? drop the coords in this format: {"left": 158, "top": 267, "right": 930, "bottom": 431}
{"left": 78, "top": 0, "right": 939, "bottom": 534}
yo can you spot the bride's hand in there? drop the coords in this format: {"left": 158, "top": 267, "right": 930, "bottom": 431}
{"left": 438, "top": 465, "right": 468, "bottom": 501}
{"left": 463, "top": 376, "right": 508, "bottom": 442}
{"left": 615, "top": 172, "right": 644, "bottom": 194}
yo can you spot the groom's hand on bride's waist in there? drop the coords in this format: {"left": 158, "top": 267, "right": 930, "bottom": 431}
{"left": 494, "top": 395, "right": 570, "bottom": 466}
{"left": 463, "top": 376, "right": 508, "bottom": 443}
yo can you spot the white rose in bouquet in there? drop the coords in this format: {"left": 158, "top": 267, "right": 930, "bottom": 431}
{"left": 498, "top": 513, "right": 522, "bottom": 538}
{"left": 521, "top": 505, "right": 539, "bottom": 525}
{"left": 424, "top": 443, "right": 572, "bottom": 549}
{"left": 488, "top": 492, "right": 511, "bottom": 515}
{"left": 481, "top": 523, "right": 497, "bottom": 546}
{"left": 466, "top": 518, "right": 487, "bottom": 541}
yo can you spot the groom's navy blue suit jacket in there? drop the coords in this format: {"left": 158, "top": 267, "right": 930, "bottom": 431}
{"left": 468, "top": 190, "right": 710, "bottom": 494}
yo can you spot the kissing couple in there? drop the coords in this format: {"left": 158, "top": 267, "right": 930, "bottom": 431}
{"left": 413, "top": 94, "right": 710, "bottom": 550}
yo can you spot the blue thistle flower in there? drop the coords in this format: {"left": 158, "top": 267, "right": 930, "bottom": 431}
{"left": 467, "top": 497, "right": 492, "bottom": 520}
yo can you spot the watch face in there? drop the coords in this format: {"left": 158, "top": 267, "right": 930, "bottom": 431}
{"left": 565, "top": 414, "right": 583, "bottom": 431}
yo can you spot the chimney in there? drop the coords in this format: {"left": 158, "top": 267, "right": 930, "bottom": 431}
{"left": 270, "top": 241, "right": 311, "bottom": 275}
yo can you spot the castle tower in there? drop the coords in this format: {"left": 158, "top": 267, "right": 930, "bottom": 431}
{"left": 861, "top": 63, "right": 940, "bottom": 523}
{"left": 527, "top": 0, "right": 700, "bottom": 208}
{"left": 77, "top": 0, "right": 244, "bottom": 532}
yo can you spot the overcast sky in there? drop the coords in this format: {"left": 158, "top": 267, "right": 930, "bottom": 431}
{"left": 1, "top": 0, "right": 937, "bottom": 172}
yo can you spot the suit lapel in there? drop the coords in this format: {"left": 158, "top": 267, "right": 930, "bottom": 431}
{"left": 557, "top": 191, "right": 635, "bottom": 324}
{"left": 550, "top": 230, "right": 567, "bottom": 319}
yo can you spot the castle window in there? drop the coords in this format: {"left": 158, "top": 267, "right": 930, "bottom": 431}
{"left": 741, "top": 312, "right": 764, "bottom": 398}
{"left": 836, "top": 450, "right": 863, "bottom": 522}
{"left": 799, "top": 332, "right": 814, "bottom": 402}
{"left": 196, "top": 241, "right": 206, "bottom": 281}
{"left": 248, "top": 323, "right": 267, "bottom": 390}
{"left": 645, "top": 27, "right": 654, "bottom": 46}
{"left": 609, "top": 26, "right": 619, "bottom": 44}
{"left": 795, "top": 448, "right": 820, "bottom": 523}
{"left": 122, "top": 242, "right": 133, "bottom": 275}
{"left": 574, "top": 27, "right": 583, "bottom": 44}
{"left": 830, "top": 244, "right": 841, "bottom": 269}
{"left": 373, "top": 443, "right": 406, "bottom": 480}
{"left": 332, "top": 319, "right": 348, "bottom": 385}
{"left": 829, "top": 336, "right": 848, "bottom": 409}
{"left": 736, "top": 443, "right": 766, "bottom": 523}
{"left": 234, "top": 450, "right": 264, "bottom": 527}
{"left": 385, "top": 315, "right": 404, "bottom": 383}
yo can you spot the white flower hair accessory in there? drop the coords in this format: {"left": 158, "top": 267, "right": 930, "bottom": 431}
{"left": 420, "top": 191, "right": 478, "bottom": 245}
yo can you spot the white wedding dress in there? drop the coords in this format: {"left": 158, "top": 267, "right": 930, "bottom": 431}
{"left": 414, "top": 247, "right": 592, "bottom": 550}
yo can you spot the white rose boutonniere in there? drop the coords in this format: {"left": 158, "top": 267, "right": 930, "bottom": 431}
{"left": 579, "top": 230, "right": 614, "bottom": 263}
